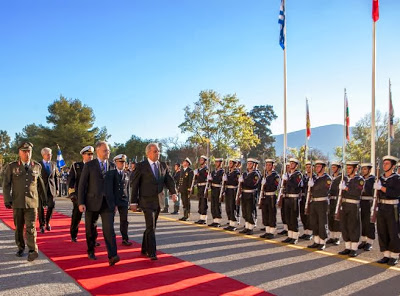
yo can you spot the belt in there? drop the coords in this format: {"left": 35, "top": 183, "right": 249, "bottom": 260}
{"left": 226, "top": 185, "right": 238, "bottom": 189}
{"left": 242, "top": 189, "right": 257, "bottom": 193}
{"left": 342, "top": 198, "right": 360, "bottom": 205}
{"left": 286, "top": 194, "right": 300, "bottom": 198}
{"left": 263, "top": 191, "right": 276, "bottom": 196}
{"left": 379, "top": 199, "right": 399, "bottom": 205}
{"left": 361, "top": 196, "right": 374, "bottom": 201}
{"left": 312, "top": 196, "right": 328, "bottom": 202}
{"left": 197, "top": 182, "right": 207, "bottom": 186}
{"left": 329, "top": 196, "right": 338, "bottom": 200}
{"left": 211, "top": 183, "right": 222, "bottom": 188}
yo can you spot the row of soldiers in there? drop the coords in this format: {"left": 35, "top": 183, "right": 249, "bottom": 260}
{"left": 175, "top": 155, "right": 400, "bottom": 266}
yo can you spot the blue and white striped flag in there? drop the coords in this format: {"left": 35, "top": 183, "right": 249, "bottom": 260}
{"left": 56, "top": 145, "right": 66, "bottom": 170}
{"left": 278, "top": 0, "right": 285, "bottom": 50}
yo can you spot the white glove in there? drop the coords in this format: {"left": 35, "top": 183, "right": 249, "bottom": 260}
{"left": 194, "top": 169, "right": 198, "bottom": 175}
{"left": 261, "top": 178, "right": 266, "bottom": 186}
{"left": 373, "top": 180, "right": 382, "bottom": 190}
{"left": 308, "top": 178, "right": 314, "bottom": 187}
{"left": 222, "top": 174, "right": 228, "bottom": 182}
{"left": 238, "top": 176, "right": 244, "bottom": 183}
{"left": 207, "top": 174, "right": 213, "bottom": 181}
{"left": 339, "top": 181, "right": 346, "bottom": 190}
{"left": 282, "top": 174, "right": 288, "bottom": 181}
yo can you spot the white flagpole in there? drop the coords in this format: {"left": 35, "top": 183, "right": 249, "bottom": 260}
{"left": 371, "top": 20, "right": 376, "bottom": 168}
{"left": 283, "top": 0, "right": 287, "bottom": 167}
{"left": 343, "top": 89, "right": 346, "bottom": 164}
{"left": 305, "top": 98, "right": 308, "bottom": 162}
{"left": 388, "top": 79, "right": 391, "bottom": 155}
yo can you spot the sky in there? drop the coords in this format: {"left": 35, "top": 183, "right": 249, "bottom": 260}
{"left": 0, "top": 0, "right": 399, "bottom": 147}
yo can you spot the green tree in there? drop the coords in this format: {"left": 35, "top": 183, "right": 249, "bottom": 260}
{"left": 0, "top": 130, "right": 18, "bottom": 173}
{"left": 113, "top": 135, "right": 155, "bottom": 162}
{"left": 179, "top": 90, "right": 259, "bottom": 158}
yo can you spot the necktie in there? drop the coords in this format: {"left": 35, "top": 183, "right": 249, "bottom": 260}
{"left": 46, "top": 162, "right": 51, "bottom": 174}
{"left": 101, "top": 161, "right": 106, "bottom": 175}
{"left": 25, "top": 164, "right": 29, "bottom": 172}
{"left": 153, "top": 163, "right": 159, "bottom": 179}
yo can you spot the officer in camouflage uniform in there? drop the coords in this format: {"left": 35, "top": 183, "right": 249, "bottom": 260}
{"left": 194, "top": 155, "right": 209, "bottom": 224}
{"left": 208, "top": 158, "right": 224, "bottom": 227}
{"left": 300, "top": 161, "right": 314, "bottom": 240}
{"left": 223, "top": 159, "right": 240, "bottom": 231}
{"left": 178, "top": 158, "right": 194, "bottom": 221}
{"left": 327, "top": 161, "right": 342, "bottom": 245}
{"left": 2, "top": 142, "right": 47, "bottom": 261}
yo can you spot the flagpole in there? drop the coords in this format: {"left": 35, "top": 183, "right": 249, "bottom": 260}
{"left": 388, "top": 79, "right": 391, "bottom": 155}
{"left": 280, "top": 0, "right": 287, "bottom": 167}
{"left": 371, "top": 11, "right": 377, "bottom": 168}
{"left": 343, "top": 89, "right": 346, "bottom": 164}
{"left": 305, "top": 98, "right": 308, "bottom": 162}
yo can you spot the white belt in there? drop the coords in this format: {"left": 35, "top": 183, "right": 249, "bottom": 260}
{"left": 263, "top": 191, "right": 276, "bottom": 196}
{"left": 197, "top": 182, "right": 207, "bottom": 186}
{"left": 329, "top": 196, "right": 338, "bottom": 200}
{"left": 211, "top": 183, "right": 222, "bottom": 188}
{"left": 226, "top": 185, "right": 238, "bottom": 189}
{"left": 342, "top": 198, "right": 360, "bottom": 205}
{"left": 312, "top": 196, "right": 328, "bottom": 202}
{"left": 242, "top": 189, "right": 256, "bottom": 193}
{"left": 286, "top": 194, "right": 300, "bottom": 198}
{"left": 379, "top": 199, "right": 399, "bottom": 205}
{"left": 361, "top": 196, "right": 373, "bottom": 201}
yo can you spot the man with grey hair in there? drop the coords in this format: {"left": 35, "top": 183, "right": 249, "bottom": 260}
{"left": 38, "top": 147, "right": 58, "bottom": 233}
{"left": 130, "top": 143, "right": 177, "bottom": 260}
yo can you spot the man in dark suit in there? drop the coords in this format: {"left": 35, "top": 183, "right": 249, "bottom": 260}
{"left": 38, "top": 147, "right": 58, "bottom": 233}
{"left": 106, "top": 154, "right": 132, "bottom": 246}
{"left": 130, "top": 143, "right": 177, "bottom": 260}
{"left": 78, "top": 141, "right": 120, "bottom": 266}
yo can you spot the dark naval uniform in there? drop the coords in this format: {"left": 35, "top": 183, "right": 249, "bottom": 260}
{"left": 196, "top": 166, "right": 209, "bottom": 222}
{"left": 309, "top": 173, "right": 331, "bottom": 247}
{"left": 178, "top": 167, "right": 194, "bottom": 220}
{"left": 260, "top": 171, "right": 280, "bottom": 235}
{"left": 210, "top": 167, "right": 224, "bottom": 225}
{"left": 328, "top": 173, "right": 342, "bottom": 243}
{"left": 2, "top": 159, "right": 47, "bottom": 259}
{"left": 300, "top": 173, "right": 315, "bottom": 238}
{"left": 240, "top": 170, "right": 260, "bottom": 233}
{"left": 283, "top": 170, "right": 303, "bottom": 241}
{"left": 360, "top": 174, "right": 376, "bottom": 248}
{"left": 224, "top": 168, "right": 240, "bottom": 227}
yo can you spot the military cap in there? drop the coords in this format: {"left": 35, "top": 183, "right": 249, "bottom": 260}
{"left": 383, "top": 155, "right": 399, "bottom": 164}
{"left": 235, "top": 159, "right": 242, "bottom": 163}
{"left": 113, "top": 154, "right": 127, "bottom": 162}
{"left": 18, "top": 142, "right": 33, "bottom": 151}
{"left": 229, "top": 159, "right": 238, "bottom": 163}
{"left": 331, "top": 161, "right": 342, "bottom": 167}
{"left": 265, "top": 158, "right": 275, "bottom": 163}
{"left": 214, "top": 158, "right": 223, "bottom": 162}
{"left": 200, "top": 155, "right": 208, "bottom": 161}
{"left": 80, "top": 145, "right": 94, "bottom": 155}
{"left": 305, "top": 161, "right": 312, "bottom": 166}
{"left": 289, "top": 158, "right": 299, "bottom": 164}
{"left": 247, "top": 158, "right": 259, "bottom": 164}
{"left": 314, "top": 160, "right": 327, "bottom": 166}
{"left": 346, "top": 161, "right": 359, "bottom": 166}
{"left": 184, "top": 157, "right": 192, "bottom": 166}
{"left": 360, "top": 163, "right": 373, "bottom": 168}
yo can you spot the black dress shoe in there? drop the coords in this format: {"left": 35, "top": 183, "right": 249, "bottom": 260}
{"left": 40, "top": 226, "right": 45, "bottom": 234}
{"left": 16, "top": 249, "right": 24, "bottom": 257}
{"left": 364, "top": 243, "right": 372, "bottom": 251}
{"left": 71, "top": 238, "right": 77, "bottom": 243}
{"left": 239, "top": 228, "right": 249, "bottom": 234}
{"left": 259, "top": 233, "right": 268, "bottom": 238}
{"left": 170, "top": 211, "right": 179, "bottom": 215}
{"left": 377, "top": 257, "right": 390, "bottom": 264}
{"left": 95, "top": 242, "right": 101, "bottom": 247}
{"left": 317, "top": 244, "right": 326, "bottom": 251}
{"left": 338, "top": 249, "right": 351, "bottom": 255}
{"left": 27, "top": 251, "right": 38, "bottom": 262}
{"left": 358, "top": 242, "right": 366, "bottom": 249}
{"left": 246, "top": 230, "right": 254, "bottom": 235}
{"left": 160, "top": 209, "right": 169, "bottom": 213}
{"left": 46, "top": 224, "right": 51, "bottom": 231}
{"left": 179, "top": 217, "right": 188, "bottom": 221}
{"left": 282, "top": 237, "right": 292, "bottom": 243}
{"left": 308, "top": 242, "right": 319, "bottom": 248}
{"left": 289, "top": 239, "right": 298, "bottom": 244}
{"left": 208, "top": 222, "right": 217, "bottom": 227}
{"left": 278, "top": 230, "right": 288, "bottom": 235}
{"left": 304, "top": 235, "right": 313, "bottom": 241}
{"left": 260, "top": 227, "right": 266, "bottom": 231}
{"left": 149, "top": 254, "right": 158, "bottom": 260}
{"left": 88, "top": 253, "right": 97, "bottom": 260}
{"left": 326, "top": 238, "right": 335, "bottom": 244}
{"left": 387, "top": 258, "right": 399, "bottom": 266}
{"left": 333, "top": 238, "right": 340, "bottom": 246}
{"left": 349, "top": 250, "right": 358, "bottom": 257}
{"left": 266, "top": 233, "right": 274, "bottom": 239}
{"left": 299, "top": 234, "right": 307, "bottom": 240}
{"left": 122, "top": 240, "right": 133, "bottom": 246}
{"left": 109, "top": 255, "right": 120, "bottom": 266}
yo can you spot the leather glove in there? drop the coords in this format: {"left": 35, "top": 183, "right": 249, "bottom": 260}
{"left": 5, "top": 203, "right": 12, "bottom": 209}
{"left": 339, "top": 181, "right": 347, "bottom": 190}
{"left": 261, "top": 178, "right": 266, "bottom": 186}
{"left": 373, "top": 180, "right": 382, "bottom": 190}
{"left": 194, "top": 169, "right": 198, "bottom": 175}
{"left": 222, "top": 174, "right": 228, "bottom": 182}
{"left": 308, "top": 178, "right": 314, "bottom": 187}
{"left": 238, "top": 176, "right": 244, "bottom": 183}
{"left": 282, "top": 174, "right": 288, "bottom": 181}
{"left": 207, "top": 174, "right": 213, "bottom": 181}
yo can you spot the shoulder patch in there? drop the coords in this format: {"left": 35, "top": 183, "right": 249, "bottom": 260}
{"left": 327, "top": 180, "right": 331, "bottom": 185}
{"left": 360, "top": 180, "right": 364, "bottom": 186}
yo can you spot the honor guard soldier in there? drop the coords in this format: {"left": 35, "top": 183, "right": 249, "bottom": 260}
{"left": 171, "top": 163, "right": 181, "bottom": 215}
{"left": 300, "top": 161, "right": 315, "bottom": 240}
{"left": 307, "top": 160, "right": 332, "bottom": 250}
{"left": 281, "top": 158, "right": 303, "bottom": 244}
{"left": 235, "top": 159, "right": 242, "bottom": 224}
{"left": 68, "top": 145, "right": 94, "bottom": 242}
{"left": 238, "top": 158, "right": 260, "bottom": 235}
{"left": 105, "top": 154, "right": 132, "bottom": 246}
{"left": 327, "top": 161, "right": 342, "bottom": 245}
{"left": 338, "top": 161, "right": 364, "bottom": 257}
{"left": 178, "top": 158, "right": 194, "bottom": 221}
{"left": 374, "top": 155, "right": 400, "bottom": 266}
{"left": 359, "top": 163, "right": 375, "bottom": 251}
{"left": 223, "top": 159, "right": 240, "bottom": 231}
{"left": 208, "top": 158, "right": 224, "bottom": 227}
{"left": 2, "top": 142, "right": 47, "bottom": 261}
{"left": 194, "top": 155, "right": 209, "bottom": 224}
{"left": 278, "top": 163, "right": 291, "bottom": 235}
{"left": 259, "top": 159, "right": 280, "bottom": 239}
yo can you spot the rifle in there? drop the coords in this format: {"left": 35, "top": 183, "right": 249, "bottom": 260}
{"left": 276, "top": 160, "right": 287, "bottom": 208}
{"left": 258, "top": 167, "right": 267, "bottom": 208}
{"left": 370, "top": 159, "right": 380, "bottom": 223}
{"left": 219, "top": 159, "right": 228, "bottom": 202}
{"left": 189, "top": 157, "right": 199, "bottom": 195}
{"left": 334, "top": 169, "right": 345, "bottom": 221}
{"left": 235, "top": 173, "right": 243, "bottom": 205}
{"left": 304, "top": 159, "right": 313, "bottom": 215}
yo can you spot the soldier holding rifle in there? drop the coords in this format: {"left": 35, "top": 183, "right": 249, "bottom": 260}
{"left": 374, "top": 155, "right": 400, "bottom": 266}
{"left": 223, "top": 159, "right": 240, "bottom": 231}
{"left": 208, "top": 158, "right": 224, "bottom": 227}
{"left": 327, "top": 161, "right": 342, "bottom": 245}
{"left": 194, "top": 156, "right": 209, "bottom": 225}
{"left": 300, "top": 161, "right": 315, "bottom": 240}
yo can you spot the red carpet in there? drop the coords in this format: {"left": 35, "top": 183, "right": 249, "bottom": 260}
{"left": 0, "top": 196, "right": 273, "bottom": 296}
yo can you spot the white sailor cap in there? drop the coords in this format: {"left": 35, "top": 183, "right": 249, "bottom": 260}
{"left": 305, "top": 161, "right": 312, "bottom": 166}
{"left": 200, "top": 155, "right": 208, "bottom": 161}
{"left": 235, "top": 159, "right": 242, "bottom": 163}
{"left": 80, "top": 146, "right": 94, "bottom": 155}
{"left": 331, "top": 161, "right": 342, "bottom": 167}
{"left": 214, "top": 158, "right": 223, "bottom": 162}
{"left": 346, "top": 161, "right": 360, "bottom": 166}
{"left": 184, "top": 157, "right": 192, "bottom": 166}
{"left": 229, "top": 159, "right": 238, "bottom": 163}
{"left": 360, "top": 163, "right": 373, "bottom": 168}
{"left": 314, "top": 160, "right": 327, "bottom": 166}
{"left": 383, "top": 155, "right": 399, "bottom": 164}
{"left": 113, "top": 154, "right": 127, "bottom": 162}
{"left": 289, "top": 158, "right": 300, "bottom": 164}
{"left": 247, "top": 158, "right": 259, "bottom": 164}
{"left": 264, "top": 158, "right": 275, "bottom": 163}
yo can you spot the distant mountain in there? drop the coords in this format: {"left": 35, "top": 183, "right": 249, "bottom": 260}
{"left": 273, "top": 124, "right": 353, "bottom": 157}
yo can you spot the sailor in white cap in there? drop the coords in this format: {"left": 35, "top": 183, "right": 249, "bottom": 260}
{"left": 300, "top": 160, "right": 315, "bottom": 241}
{"left": 223, "top": 159, "right": 240, "bottom": 231}
{"left": 194, "top": 155, "right": 210, "bottom": 224}
{"left": 326, "top": 161, "right": 342, "bottom": 245}
{"left": 178, "top": 158, "right": 194, "bottom": 221}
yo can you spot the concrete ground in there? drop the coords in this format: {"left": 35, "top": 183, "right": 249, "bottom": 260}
{"left": 1, "top": 193, "right": 399, "bottom": 295}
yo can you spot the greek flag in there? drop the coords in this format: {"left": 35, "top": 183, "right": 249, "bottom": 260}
{"left": 57, "top": 145, "right": 66, "bottom": 170}
{"left": 279, "top": 0, "right": 285, "bottom": 50}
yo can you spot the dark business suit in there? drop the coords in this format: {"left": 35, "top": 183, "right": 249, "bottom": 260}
{"left": 78, "top": 159, "right": 117, "bottom": 258}
{"left": 130, "top": 159, "right": 176, "bottom": 256}
{"left": 106, "top": 169, "right": 130, "bottom": 241}
{"left": 38, "top": 160, "right": 58, "bottom": 228}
